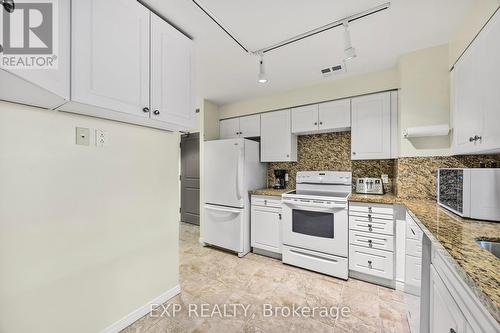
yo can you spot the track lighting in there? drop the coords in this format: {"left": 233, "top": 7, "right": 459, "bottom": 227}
{"left": 258, "top": 54, "right": 268, "bottom": 84}
{"left": 343, "top": 21, "right": 357, "bottom": 61}
{"left": 1, "top": 0, "right": 15, "bottom": 13}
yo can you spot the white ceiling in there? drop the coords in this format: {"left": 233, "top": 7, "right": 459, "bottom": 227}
{"left": 143, "top": 0, "right": 474, "bottom": 105}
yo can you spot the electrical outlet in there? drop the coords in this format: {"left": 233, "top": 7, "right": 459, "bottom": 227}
{"left": 76, "top": 127, "right": 90, "bottom": 146}
{"left": 95, "top": 129, "right": 106, "bottom": 147}
{"left": 381, "top": 174, "right": 389, "bottom": 184}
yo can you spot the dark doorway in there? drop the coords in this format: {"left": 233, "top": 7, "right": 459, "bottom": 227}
{"left": 180, "top": 133, "right": 200, "bottom": 225}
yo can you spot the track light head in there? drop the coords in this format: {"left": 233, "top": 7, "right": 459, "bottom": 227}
{"left": 258, "top": 54, "right": 268, "bottom": 84}
{"left": 343, "top": 21, "right": 357, "bottom": 61}
{"left": 1, "top": 0, "right": 15, "bottom": 13}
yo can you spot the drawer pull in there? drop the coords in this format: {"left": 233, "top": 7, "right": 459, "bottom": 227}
{"left": 368, "top": 260, "right": 372, "bottom": 269}
{"left": 278, "top": 213, "right": 282, "bottom": 220}
{"left": 410, "top": 228, "right": 416, "bottom": 236}
{"left": 368, "top": 224, "right": 373, "bottom": 232}
{"left": 368, "top": 239, "right": 373, "bottom": 248}
{"left": 449, "top": 329, "right": 456, "bottom": 333}
{"left": 368, "top": 214, "right": 372, "bottom": 221}
{"left": 264, "top": 200, "right": 267, "bottom": 205}
{"left": 368, "top": 207, "right": 373, "bottom": 213}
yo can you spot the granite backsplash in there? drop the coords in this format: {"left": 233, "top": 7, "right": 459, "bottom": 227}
{"left": 395, "top": 155, "right": 500, "bottom": 200}
{"left": 267, "top": 132, "right": 396, "bottom": 192}
{"left": 266, "top": 131, "right": 500, "bottom": 199}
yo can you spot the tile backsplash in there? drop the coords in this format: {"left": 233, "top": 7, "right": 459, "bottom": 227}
{"left": 266, "top": 131, "right": 500, "bottom": 200}
{"left": 267, "top": 132, "right": 396, "bottom": 192}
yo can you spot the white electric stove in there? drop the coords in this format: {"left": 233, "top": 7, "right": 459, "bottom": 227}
{"left": 281, "top": 171, "right": 352, "bottom": 279}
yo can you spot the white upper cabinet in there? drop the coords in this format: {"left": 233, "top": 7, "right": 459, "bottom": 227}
{"left": 291, "top": 105, "right": 319, "bottom": 134}
{"left": 220, "top": 118, "right": 240, "bottom": 139}
{"left": 219, "top": 114, "right": 260, "bottom": 139}
{"left": 150, "top": 13, "right": 195, "bottom": 130}
{"left": 0, "top": 0, "right": 70, "bottom": 109}
{"left": 291, "top": 100, "right": 351, "bottom": 135}
{"left": 70, "top": 0, "right": 150, "bottom": 117}
{"left": 318, "top": 99, "right": 351, "bottom": 132}
{"left": 351, "top": 92, "right": 394, "bottom": 160}
{"left": 453, "top": 11, "right": 500, "bottom": 154}
{"left": 239, "top": 114, "right": 261, "bottom": 138}
{"left": 261, "top": 110, "right": 297, "bottom": 162}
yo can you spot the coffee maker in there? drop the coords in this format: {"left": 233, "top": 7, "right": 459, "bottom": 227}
{"left": 273, "top": 169, "right": 287, "bottom": 189}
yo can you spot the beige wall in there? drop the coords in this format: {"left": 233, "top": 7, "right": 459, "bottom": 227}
{"left": 0, "top": 102, "right": 180, "bottom": 333}
{"left": 398, "top": 44, "right": 452, "bottom": 157}
{"left": 219, "top": 68, "right": 399, "bottom": 119}
{"left": 449, "top": 1, "right": 499, "bottom": 68}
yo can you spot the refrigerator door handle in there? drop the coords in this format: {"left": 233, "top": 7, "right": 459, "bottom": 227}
{"left": 205, "top": 205, "right": 242, "bottom": 214}
{"left": 236, "top": 148, "right": 244, "bottom": 200}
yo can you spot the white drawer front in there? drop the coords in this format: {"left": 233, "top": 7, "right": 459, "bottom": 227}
{"left": 349, "top": 230, "right": 394, "bottom": 252}
{"left": 406, "top": 238, "right": 422, "bottom": 258}
{"left": 251, "top": 196, "right": 282, "bottom": 208}
{"left": 405, "top": 255, "right": 422, "bottom": 289}
{"left": 282, "top": 245, "right": 348, "bottom": 280}
{"left": 406, "top": 217, "right": 423, "bottom": 240}
{"left": 349, "top": 245, "right": 394, "bottom": 280}
{"left": 349, "top": 216, "right": 394, "bottom": 236}
{"left": 349, "top": 203, "right": 394, "bottom": 216}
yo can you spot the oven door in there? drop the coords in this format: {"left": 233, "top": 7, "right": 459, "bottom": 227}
{"left": 282, "top": 200, "right": 348, "bottom": 257}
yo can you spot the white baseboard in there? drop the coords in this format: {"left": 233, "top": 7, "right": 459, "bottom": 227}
{"left": 100, "top": 285, "right": 181, "bottom": 333}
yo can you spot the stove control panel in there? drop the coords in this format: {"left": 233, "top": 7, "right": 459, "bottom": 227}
{"left": 296, "top": 171, "right": 352, "bottom": 185}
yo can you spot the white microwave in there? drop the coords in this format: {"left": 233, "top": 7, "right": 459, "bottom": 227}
{"left": 437, "top": 168, "right": 500, "bottom": 222}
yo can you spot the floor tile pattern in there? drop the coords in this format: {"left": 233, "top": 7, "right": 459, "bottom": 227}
{"left": 121, "top": 223, "right": 410, "bottom": 333}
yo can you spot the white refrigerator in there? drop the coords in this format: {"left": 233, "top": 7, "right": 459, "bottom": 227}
{"left": 203, "top": 138, "right": 266, "bottom": 257}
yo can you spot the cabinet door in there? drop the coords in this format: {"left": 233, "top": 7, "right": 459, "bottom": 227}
{"left": 474, "top": 11, "right": 500, "bottom": 152}
{"left": 261, "top": 110, "right": 297, "bottom": 162}
{"left": 291, "top": 105, "right": 319, "bottom": 134}
{"left": 151, "top": 13, "right": 196, "bottom": 130}
{"left": 3, "top": 0, "right": 70, "bottom": 102}
{"left": 251, "top": 206, "right": 282, "bottom": 254}
{"left": 453, "top": 49, "right": 481, "bottom": 154}
{"left": 219, "top": 118, "right": 240, "bottom": 139}
{"left": 430, "top": 265, "right": 467, "bottom": 333}
{"left": 351, "top": 92, "right": 391, "bottom": 160}
{"left": 239, "top": 114, "right": 261, "bottom": 137}
{"left": 72, "top": 0, "right": 150, "bottom": 116}
{"left": 318, "top": 99, "right": 351, "bottom": 132}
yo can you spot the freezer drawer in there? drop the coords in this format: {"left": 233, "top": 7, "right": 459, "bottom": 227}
{"left": 282, "top": 245, "right": 348, "bottom": 279}
{"left": 349, "top": 229, "right": 394, "bottom": 252}
{"left": 349, "top": 245, "right": 394, "bottom": 280}
{"left": 203, "top": 204, "right": 243, "bottom": 253}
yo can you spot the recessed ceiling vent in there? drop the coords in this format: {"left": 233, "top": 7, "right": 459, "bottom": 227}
{"left": 321, "top": 63, "right": 345, "bottom": 78}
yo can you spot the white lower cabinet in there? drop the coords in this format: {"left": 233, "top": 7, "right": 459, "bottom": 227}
{"left": 348, "top": 202, "right": 395, "bottom": 285}
{"left": 430, "top": 265, "right": 468, "bottom": 333}
{"left": 251, "top": 196, "right": 282, "bottom": 255}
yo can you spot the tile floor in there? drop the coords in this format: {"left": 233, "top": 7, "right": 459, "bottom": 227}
{"left": 121, "top": 223, "right": 410, "bottom": 333}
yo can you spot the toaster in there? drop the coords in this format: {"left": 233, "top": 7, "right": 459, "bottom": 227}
{"left": 356, "top": 177, "right": 384, "bottom": 195}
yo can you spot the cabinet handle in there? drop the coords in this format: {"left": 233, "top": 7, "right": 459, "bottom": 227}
{"left": 368, "top": 207, "right": 372, "bottom": 213}
{"left": 319, "top": 122, "right": 323, "bottom": 125}
{"left": 286, "top": 154, "right": 289, "bottom": 158}
{"left": 352, "top": 152, "right": 356, "bottom": 155}
{"left": 153, "top": 110, "right": 160, "bottom": 115}
{"left": 475, "top": 135, "right": 482, "bottom": 142}
{"left": 449, "top": 329, "right": 456, "bottom": 333}
{"left": 368, "top": 214, "right": 372, "bottom": 220}
{"left": 368, "top": 224, "right": 373, "bottom": 232}
{"left": 368, "top": 260, "right": 372, "bottom": 268}
{"left": 278, "top": 213, "right": 282, "bottom": 220}
{"left": 142, "top": 107, "right": 150, "bottom": 113}
{"left": 314, "top": 122, "right": 318, "bottom": 125}
{"left": 469, "top": 136, "right": 475, "bottom": 142}
{"left": 368, "top": 239, "right": 373, "bottom": 248}
{"left": 264, "top": 200, "right": 267, "bottom": 205}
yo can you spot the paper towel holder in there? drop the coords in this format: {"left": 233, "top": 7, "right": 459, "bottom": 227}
{"left": 403, "top": 124, "right": 450, "bottom": 139}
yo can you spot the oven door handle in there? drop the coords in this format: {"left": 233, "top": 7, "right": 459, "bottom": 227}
{"left": 282, "top": 199, "right": 346, "bottom": 210}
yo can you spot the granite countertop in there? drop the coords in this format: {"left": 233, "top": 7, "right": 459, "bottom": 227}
{"left": 249, "top": 188, "right": 290, "bottom": 196}
{"left": 348, "top": 193, "right": 500, "bottom": 322}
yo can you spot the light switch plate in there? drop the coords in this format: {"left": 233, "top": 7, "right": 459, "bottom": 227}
{"left": 76, "top": 127, "right": 90, "bottom": 146}
{"left": 381, "top": 174, "right": 389, "bottom": 184}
